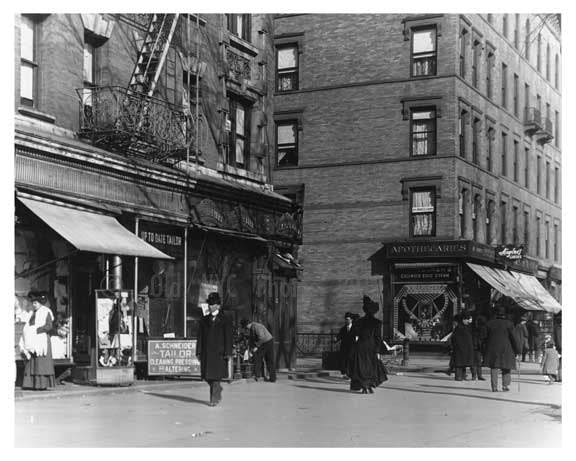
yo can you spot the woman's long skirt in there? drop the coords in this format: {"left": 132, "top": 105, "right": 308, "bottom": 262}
{"left": 348, "top": 348, "right": 388, "bottom": 391}
{"left": 22, "top": 340, "right": 56, "bottom": 390}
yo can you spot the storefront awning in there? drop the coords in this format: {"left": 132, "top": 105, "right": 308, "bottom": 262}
{"left": 273, "top": 252, "right": 303, "bottom": 271}
{"left": 466, "top": 263, "right": 561, "bottom": 313}
{"left": 192, "top": 224, "right": 268, "bottom": 243}
{"left": 19, "top": 197, "right": 173, "bottom": 259}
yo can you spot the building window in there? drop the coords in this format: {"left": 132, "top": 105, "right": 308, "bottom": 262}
{"left": 227, "top": 14, "right": 251, "bottom": 42}
{"left": 473, "top": 194, "right": 481, "bottom": 241}
{"left": 554, "top": 110, "right": 560, "bottom": 148}
{"left": 555, "top": 54, "right": 559, "bottom": 89}
{"left": 537, "top": 94, "right": 542, "bottom": 116}
{"left": 501, "top": 63, "right": 507, "bottom": 109}
{"left": 500, "top": 201, "right": 507, "bottom": 243}
{"left": 276, "top": 121, "right": 298, "bottom": 167}
{"left": 513, "top": 140, "right": 519, "bottom": 182}
{"left": 459, "top": 28, "right": 468, "bottom": 78}
{"left": 411, "top": 189, "right": 436, "bottom": 237}
{"left": 545, "top": 161, "right": 550, "bottom": 199}
{"left": 472, "top": 117, "right": 480, "bottom": 164}
{"left": 554, "top": 166, "right": 559, "bottom": 203}
{"left": 472, "top": 39, "right": 480, "bottom": 88}
{"left": 20, "top": 15, "right": 37, "bottom": 107}
{"left": 276, "top": 44, "right": 298, "bottom": 92}
{"left": 537, "top": 33, "right": 542, "bottom": 72}
{"left": 536, "top": 216, "right": 541, "bottom": 257}
{"left": 486, "top": 49, "right": 494, "bottom": 99}
{"left": 546, "top": 103, "right": 551, "bottom": 125}
{"left": 81, "top": 41, "right": 97, "bottom": 115}
{"left": 459, "top": 189, "right": 467, "bottom": 239}
{"left": 459, "top": 109, "right": 467, "bottom": 158}
{"left": 513, "top": 74, "right": 519, "bottom": 117}
{"left": 524, "top": 83, "right": 530, "bottom": 121}
{"left": 524, "top": 147, "right": 530, "bottom": 188}
{"left": 227, "top": 97, "right": 250, "bottom": 168}
{"left": 486, "top": 199, "right": 495, "bottom": 244}
{"left": 501, "top": 132, "right": 508, "bottom": 176}
{"left": 523, "top": 210, "right": 530, "bottom": 252}
{"left": 525, "top": 19, "right": 531, "bottom": 61}
{"left": 512, "top": 204, "right": 519, "bottom": 245}
{"left": 410, "top": 108, "right": 436, "bottom": 156}
{"left": 487, "top": 126, "right": 494, "bottom": 171}
{"left": 536, "top": 156, "right": 542, "bottom": 195}
{"left": 514, "top": 14, "right": 520, "bottom": 48}
{"left": 502, "top": 14, "right": 509, "bottom": 38}
{"left": 545, "top": 220, "right": 550, "bottom": 259}
{"left": 546, "top": 44, "right": 551, "bottom": 81}
{"left": 554, "top": 223, "right": 559, "bottom": 262}
{"left": 411, "top": 27, "right": 437, "bottom": 77}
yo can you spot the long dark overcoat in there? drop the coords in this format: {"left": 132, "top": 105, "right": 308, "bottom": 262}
{"left": 336, "top": 325, "right": 356, "bottom": 373}
{"left": 450, "top": 324, "right": 474, "bottom": 367}
{"left": 348, "top": 316, "right": 387, "bottom": 390}
{"left": 196, "top": 313, "right": 233, "bottom": 381}
{"left": 483, "top": 317, "right": 518, "bottom": 370}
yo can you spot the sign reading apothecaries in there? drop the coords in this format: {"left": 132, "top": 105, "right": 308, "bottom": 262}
{"left": 147, "top": 339, "right": 200, "bottom": 375}
{"left": 388, "top": 241, "right": 469, "bottom": 258}
{"left": 139, "top": 221, "right": 184, "bottom": 257}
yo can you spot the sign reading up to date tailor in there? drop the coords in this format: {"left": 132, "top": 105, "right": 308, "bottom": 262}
{"left": 139, "top": 221, "right": 184, "bottom": 257}
{"left": 147, "top": 339, "right": 200, "bottom": 376}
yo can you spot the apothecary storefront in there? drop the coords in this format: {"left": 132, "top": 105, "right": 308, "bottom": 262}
{"left": 369, "top": 240, "right": 562, "bottom": 348}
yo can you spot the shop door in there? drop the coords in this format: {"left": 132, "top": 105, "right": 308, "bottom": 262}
{"left": 274, "top": 276, "right": 297, "bottom": 369}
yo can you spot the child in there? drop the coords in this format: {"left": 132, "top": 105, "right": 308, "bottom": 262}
{"left": 541, "top": 339, "right": 560, "bottom": 384}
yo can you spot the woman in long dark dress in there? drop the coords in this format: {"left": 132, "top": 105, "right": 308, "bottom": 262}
{"left": 20, "top": 292, "right": 56, "bottom": 390}
{"left": 335, "top": 312, "right": 357, "bottom": 376}
{"left": 347, "top": 296, "right": 388, "bottom": 394}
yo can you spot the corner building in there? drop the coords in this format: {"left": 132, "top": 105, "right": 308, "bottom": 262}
{"left": 14, "top": 13, "right": 302, "bottom": 384}
{"left": 272, "top": 14, "right": 561, "bottom": 344}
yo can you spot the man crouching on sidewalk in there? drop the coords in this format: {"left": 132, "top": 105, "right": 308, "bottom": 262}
{"left": 241, "top": 319, "right": 276, "bottom": 382}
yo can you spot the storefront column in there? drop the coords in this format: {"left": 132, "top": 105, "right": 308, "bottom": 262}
{"left": 112, "top": 256, "right": 122, "bottom": 290}
{"left": 133, "top": 217, "right": 139, "bottom": 356}
{"left": 183, "top": 227, "right": 188, "bottom": 337}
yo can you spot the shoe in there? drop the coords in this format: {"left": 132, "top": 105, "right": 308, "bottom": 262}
{"left": 478, "top": 377, "right": 486, "bottom": 381}
{"left": 492, "top": 389, "right": 498, "bottom": 392}
{"left": 361, "top": 389, "right": 368, "bottom": 394}
{"left": 208, "top": 402, "right": 216, "bottom": 407}
{"left": 368, "top": 387, "right": 374, "bottom": 394}
{"left": 502, "top": 387, "right": 510, "bottom": 392}
{"left": 254, "top": 377, "right": 259, "bottom": 382}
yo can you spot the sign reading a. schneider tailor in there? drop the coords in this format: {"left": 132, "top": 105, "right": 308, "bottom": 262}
{"left": 147, "top": 339, "right": 200, "bottom": 376}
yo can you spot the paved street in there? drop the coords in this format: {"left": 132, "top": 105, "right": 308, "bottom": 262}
{"left": 15, "top": 369, "right": 561, "bottom": 447}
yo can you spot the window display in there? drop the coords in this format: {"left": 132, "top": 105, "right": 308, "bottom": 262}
{"left": 96, "top": 289, "right": 134, "bottom": 368}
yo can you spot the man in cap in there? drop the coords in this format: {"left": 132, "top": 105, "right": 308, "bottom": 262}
{"left": 196, "top": 292, "right": 233, "bottom": 406}
{"left": 241, "top": 318, "right": 276, "bottom": 382}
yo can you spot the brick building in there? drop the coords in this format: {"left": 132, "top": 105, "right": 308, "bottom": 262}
{"left": 272, "top": 14, "right": 561, "bottom": 343}
{"left": 14, "top": 13, "right": 301, "bottom": 385}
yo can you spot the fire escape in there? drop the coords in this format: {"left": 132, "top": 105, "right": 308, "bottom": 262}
{"left": 78, "top": 14, "right": 194, "bottom": 162}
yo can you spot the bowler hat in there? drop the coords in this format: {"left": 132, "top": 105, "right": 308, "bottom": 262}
{"left": 206, "top": 292, "right": 221, "bottom": 305}
{"left": 28, "top": 291, "right": 49, "bottom": 304}
{"left": 344, "top": 312, "right": 354, "bottom": 319}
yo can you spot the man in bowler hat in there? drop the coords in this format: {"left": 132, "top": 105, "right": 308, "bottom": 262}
{"left": 196, "top": 292, "right": 233, "bottom": 406}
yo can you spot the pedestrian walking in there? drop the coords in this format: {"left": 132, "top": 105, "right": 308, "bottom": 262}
{"left": 471, "top": 314, "right": 488, "bottom": 380}
{"left": 526, "top": 316, "right": 541, "bottom": 362}
{"left": 334, "top": 312, "right": 357, "bottom": 377}
{"left": 450, "top": 312, "right": 475, "bottom": 381}
{"left": 541, "top": 338, "right": 560, "bottom": 384}
{"left": 347, "top": 296, "right": 388, "bottom": 394}
{"left": 553, "top": 313, "right": 562, "bottom": 382}
{"left": 19, "top": 291, "right": 56, "bottom": 390}
{"left": 196, "top": 292, "right": 233, "bottom": 406}
{"left": 241, "top": 318, "right": 276, "bottom": 382}
{"left": 483, "top": 305, "right": 520, "bottom": 392}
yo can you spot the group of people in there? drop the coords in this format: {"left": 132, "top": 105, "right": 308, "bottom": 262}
{"left": 334, "top": 296, "right": 388, "bottom": 394}
{"left": 449, "top": 306, "right": 562, "bottom": 392}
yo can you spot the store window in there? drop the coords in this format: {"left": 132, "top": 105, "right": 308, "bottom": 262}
{"left": 226, "top": 97, "right": 251, "bottom": 169}
{"left": 276, "top": 44, "right": 298, "bottom": 92}
{"left": 20, "top": 15, "right": 38, "bottom": 107}
{"left": 276, "top": 120, "right": 298, "bottom": 167}
{"left": 410, "top": 188, "right": 436, "bottom": 237}
{"left": 410, "top": 108, "right": 436, "bottom": 156}
{"left": 226, "top": 14, "right": 251, "bottom": 42}
{"left": 412, "top": 27, "right": 437, "bottom": 77}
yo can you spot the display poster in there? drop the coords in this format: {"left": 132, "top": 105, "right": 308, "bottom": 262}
{"left": 95, "top": 289, "right": 134, "bottom": 367}
{"left": 147, "top": 339, "right": 201, "bottom": 375}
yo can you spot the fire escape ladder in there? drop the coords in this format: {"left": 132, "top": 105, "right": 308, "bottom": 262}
{"left": 129, "top": 13, "right": 181, "bottom": 97}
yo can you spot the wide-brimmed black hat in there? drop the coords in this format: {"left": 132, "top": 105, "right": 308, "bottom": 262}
{"left": 362, "top": 295, "right": 379, "bottom": 315}
{"left": 206, "top": 292, "right": 221, "bottom": 305}
{"left": 28, "top": 291, "right": 49, "bottom": 304}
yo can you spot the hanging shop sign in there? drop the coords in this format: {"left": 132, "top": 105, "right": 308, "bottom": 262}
{"left": 139, "top": 221, "right": 184, "bottom": 257}
{"left": 386, "top": 240, "right": 494, "bottom": 263}
{"left": 147, "top": 339, "right": 201, "bottom": 376}
{"left": 496, "top": 245, "right": 524, "bottom": 260}
{"left": 394, "top": 265, "right": 458, "bottom": 283}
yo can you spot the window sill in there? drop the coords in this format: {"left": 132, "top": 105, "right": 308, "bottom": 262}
{"left": 217, "top": 162, "right": 266, "bottom": 183}
{"left": 17, "top": 106, "right": 56, "bottom": 124}
{"left": 229, "top": 34, "right": 258, "bottom": 57}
